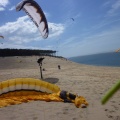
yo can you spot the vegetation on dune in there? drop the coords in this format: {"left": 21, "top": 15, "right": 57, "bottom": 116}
{"left": 0, "top": 48, "right": 56, "bottom": 57}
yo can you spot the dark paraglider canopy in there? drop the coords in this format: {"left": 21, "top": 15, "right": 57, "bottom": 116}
{"left": 37, "top": 57, "right": 44, "bottom": 65}
{"left": 0, "top": 35, "right": 4, "bottom": 39}
{"left": 71, "top": 18, "right": 74, "bottom": 21}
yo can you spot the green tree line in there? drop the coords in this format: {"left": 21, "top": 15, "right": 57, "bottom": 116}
{"left": 0, "top": 48, "right": 56, "bottom": 57}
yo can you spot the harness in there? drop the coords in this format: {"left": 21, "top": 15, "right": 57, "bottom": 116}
{"left": 59, "top": 90, "right": 77, "bottom": 103}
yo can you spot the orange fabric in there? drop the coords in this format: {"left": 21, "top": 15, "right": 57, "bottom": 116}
{"left": 0, "top": 91, "right": 88, "bottom": 108}
{"left": 0, "top": 91, "right": 62, "bottom": 108}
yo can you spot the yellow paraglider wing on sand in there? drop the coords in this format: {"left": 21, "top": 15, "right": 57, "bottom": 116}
{"left": 0, "top": 78, "right": 88, "bottom": 108}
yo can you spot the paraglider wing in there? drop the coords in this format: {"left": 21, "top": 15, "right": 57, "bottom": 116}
{"left": 0, "top": 78, "right": 88, "bottom": 108}
{"left": 71, "top": 18, "right": 74, "bottom": 21}
{"left": 16, "top": 0, "right": 49, "bottom": 38}
{"left": 0, "top": 35, "right": 4, "bottom": 39}
{"left": 0, "top": 78, "right": 60, "bottom": 95}
{"left": 115, "top": 48, "right": 120, "bottom": 53}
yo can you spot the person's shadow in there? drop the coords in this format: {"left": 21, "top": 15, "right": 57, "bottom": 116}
{"left": 44, "top": 78, "right": 59, "bottom": 84}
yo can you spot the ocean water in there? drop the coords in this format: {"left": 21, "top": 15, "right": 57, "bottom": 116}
{"left": 69, "top": 52, "right": 120, "bottom": 67}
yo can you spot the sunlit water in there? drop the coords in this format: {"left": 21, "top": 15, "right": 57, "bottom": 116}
{"left": 69, "top": 52, "right": 120, "bottom": 67}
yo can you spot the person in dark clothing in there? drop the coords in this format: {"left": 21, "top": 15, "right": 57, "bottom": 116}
{"left": 58, "top": 65, "right": 61, "bottom": 69}
{"left": 37, "top": 58, "right": 44, "bottom": 66}
{"left": 59, "top": 90, "right": 77, "bottom": 103}
{"left": 37, "top": 57, "right": 44, "bottom": 79}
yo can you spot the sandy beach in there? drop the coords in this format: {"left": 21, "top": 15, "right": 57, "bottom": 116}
{"left": 0, "top": 56, "right": 120, "bottom": 120}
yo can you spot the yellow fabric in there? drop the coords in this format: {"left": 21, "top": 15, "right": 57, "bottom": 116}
{"left": 0, "top": 78, "right": 60, "bottom": 94}
{"left": 0, "top": 91, "right": 88, "bottom": 108}
{"left": 0, "top": 91, "right": 62, "bottom": 108}
{"left": 0, "top": 78, "right": 88, "bottom": 108}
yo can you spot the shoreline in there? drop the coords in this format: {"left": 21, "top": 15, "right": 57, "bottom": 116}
{"left": 68, "top": 52, "right": 120, "bottom": 67}
{"left": 68, "top": 59, "right": 120, "bottom": 68}
{"left": 0, "top": 56, "right": 120, "bottom": 120}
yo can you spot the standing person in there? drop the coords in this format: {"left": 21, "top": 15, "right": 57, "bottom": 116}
{"left": 58, "top": 65, "right": 61, "bottom": 69}
{"left": 37, "top": 57, "right": 44, "bottom": 79}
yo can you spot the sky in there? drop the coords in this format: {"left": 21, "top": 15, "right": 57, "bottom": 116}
{"left": 0, "top": 0, "right": 120, "bottom": 57}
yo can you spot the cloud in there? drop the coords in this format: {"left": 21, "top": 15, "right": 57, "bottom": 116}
{"left": 0, "top": 0, "right": 9, "bottom": 7}
{"left": 0, "top": 15, "right": 65, "bottom": 49}
{"left": 102, "top": 1, "right": 111, "bottom": 7}
{"left": 0, "top": 42, "right": 40, "bottom": 50}
{"left": 59, "top": 25, "right": 120, "bottom": 57}
{"left": 0, "top": 0, "right": 9, "bottom": 11}
{"left": 107, "top": 0, "right": 120, "bottom": 16}
{"left": 9, "top": 6, "right": 15, "bottom": 11}
{"left": 89, "top": 18, "right": 120, "bottom": 33}
{"left": 0, "top": 7, "right": 4, "bottom": 11}
{"left": 49, "top": 23, "right": 65, "bottom": 38}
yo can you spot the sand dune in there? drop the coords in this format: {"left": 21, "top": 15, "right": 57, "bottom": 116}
{"left": 0, "top": 56, "right": 120, "bottom": 120}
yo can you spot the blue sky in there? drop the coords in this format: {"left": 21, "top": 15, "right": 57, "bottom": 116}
{"left": 0, "top": 0, "right": 120, "bottom": 57}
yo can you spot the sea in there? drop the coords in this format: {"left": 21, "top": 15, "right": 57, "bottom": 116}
{"left": 68, "top": 52, "right": 120, "bottom": 67}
